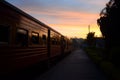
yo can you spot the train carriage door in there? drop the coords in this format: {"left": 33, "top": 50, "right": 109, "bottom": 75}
{"left": 16, "top": 28, "right": 28, "bottom": 47}
{"left": 42, "top": 34, "right": 47, "bottom": 46}
{"left": 47, "top": 29, "right": 50, "bottom": 57}
{"left": 61, "top": 36, "right": 65, "bottom": 55}
{"left": 0, "top": 25, "right": 10, "bottom": 45}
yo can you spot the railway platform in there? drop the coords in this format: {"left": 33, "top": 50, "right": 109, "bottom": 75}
{"left": 35, "top": 49, "right": 108, "bottom": 80}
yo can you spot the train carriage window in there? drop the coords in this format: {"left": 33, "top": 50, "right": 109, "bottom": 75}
{"left": 42, "top": 35, "right": 46, "bottom": 40}
{"left": 0, "top": 26, "right": 10, "bottom": 44}
{"left": 16, "top": 28, "right": 28, "bottom": 47}
{"left": 31, "top": 32, "right": 39, "bottom": 44}
{"left": 56, "top": 38, "right": 60, "bottom": 45}
{"left": 42, "top": 34, "right": 47, "bottom": 45}
{"left": 51, "top": 38, "right": 56, "bottom": 45}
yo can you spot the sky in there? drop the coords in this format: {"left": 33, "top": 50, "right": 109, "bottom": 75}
{"left": 6, "top": 0, "right": 109, "bottom": 39}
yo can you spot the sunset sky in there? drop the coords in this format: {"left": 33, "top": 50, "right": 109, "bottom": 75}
{"left": 6, "top": 0, "right": 109, "bottom": 39}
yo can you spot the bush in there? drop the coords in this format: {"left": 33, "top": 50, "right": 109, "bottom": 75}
{"left": 84, "top": 47, "right": 120, "bottom": 80}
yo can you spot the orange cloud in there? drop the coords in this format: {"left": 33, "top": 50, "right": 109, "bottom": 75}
{"left": 6, "top": 0, "right": 106, "bottom": 38}
{"left": 27, "top": 10, "right": 99, "bottom": 25}
{"left": 49, "top": 23, "right": 102, "bottom": 39}
{"left": 12, "top": 4, "right": 101, "bottom": 38}
{"left": 24, "top": 10, "right": 101, "bottom": 38}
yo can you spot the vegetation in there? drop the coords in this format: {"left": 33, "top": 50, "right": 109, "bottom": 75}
{"left": 85, "top": 2, "right": 120, "bottom": 77}
{"left": 79, "top": 0, "right": 120, "bottom": 79}
{"left": 84, "top": 47, "right": 120, "bottom": 80}
{"left": 86, "top": 32, "right": 96, "bottom": 46}
{"left": 95, "top": 0, "right": 120, "bottom": 79}
{"left": 97, "top": 0, "right": 120, "bottom": 65}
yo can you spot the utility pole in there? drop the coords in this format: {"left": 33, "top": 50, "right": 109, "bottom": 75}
{"left": 88, "top": 25, "right": 90, "bottom": 33}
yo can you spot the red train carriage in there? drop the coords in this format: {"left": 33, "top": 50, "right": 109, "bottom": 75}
{"left": 50, "top": 30, "right": 61, "bottom": 58}
{"left": 0, "top": 1, "right": 49, "bottom": 74}
{"left": 0, "top": 1, "right": 72, "bottom": 74}
{"left": 61, "top": 36, "right": 73, "bottom": 55}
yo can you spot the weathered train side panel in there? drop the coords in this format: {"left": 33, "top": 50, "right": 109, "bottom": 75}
{"left": 50, "top": 30, "right": 61, "bottom": 58}
{"left": 0, "top": 1, "right": 49, "bottom": 74}
{"left": 0, "top": 1, "right": 72, "bottom": 75}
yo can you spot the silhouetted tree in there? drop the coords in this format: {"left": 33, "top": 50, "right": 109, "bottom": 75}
{"left": 98, "top": 0, "right": 120, "bottom": 47}
{"left": 97, "top": 0, "right": 120, "bottom": 65}
{"left": 86, "top": 32, "right": 95, "bottom": 46}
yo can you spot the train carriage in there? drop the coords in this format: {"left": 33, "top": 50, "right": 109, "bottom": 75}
{"left": 50, "top": 30, "right": 62, "bottom": 57}
{"left": 0, "top": 1, "right": 72, "bottom": 74}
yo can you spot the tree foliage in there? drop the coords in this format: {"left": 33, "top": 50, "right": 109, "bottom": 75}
{"left": 97, "top": 0, "right": 120, "bottom": 65}
{"left": 86, "top": 32, "right": 95, "bottom": 46}
{"left": 97, "top": 0, "right": 120, "bottom": 48}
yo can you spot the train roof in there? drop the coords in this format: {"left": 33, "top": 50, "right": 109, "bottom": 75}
{"left": 0, "top": 1, "right": 63, "bottom": 35}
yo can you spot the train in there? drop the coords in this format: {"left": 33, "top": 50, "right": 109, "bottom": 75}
{"left": 0, "top": 1, "right": 72, "bottom": 74}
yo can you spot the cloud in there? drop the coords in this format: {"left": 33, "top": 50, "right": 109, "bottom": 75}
{"left": 49, "top": 23, "right": 102, "bottom": 38}
{"left": 6, "top": 0, "right": 109, "bottom": 14}
{"left": 19, "top": 8, "right": 99, "bottom": 25}
{"left": 6, "top": 0, "right": 105, "bottom": 38}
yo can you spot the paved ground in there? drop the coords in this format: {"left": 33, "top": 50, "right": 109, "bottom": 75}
{"left": 35, "top": 49, "right": 108, "bottom": 80}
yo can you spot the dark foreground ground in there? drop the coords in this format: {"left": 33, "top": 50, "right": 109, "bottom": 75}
{"left": 35, "top": 49, "right": 108, "bottom": 80}
{"left": 1, "top": 49, "right": 108, "bottom": 80}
